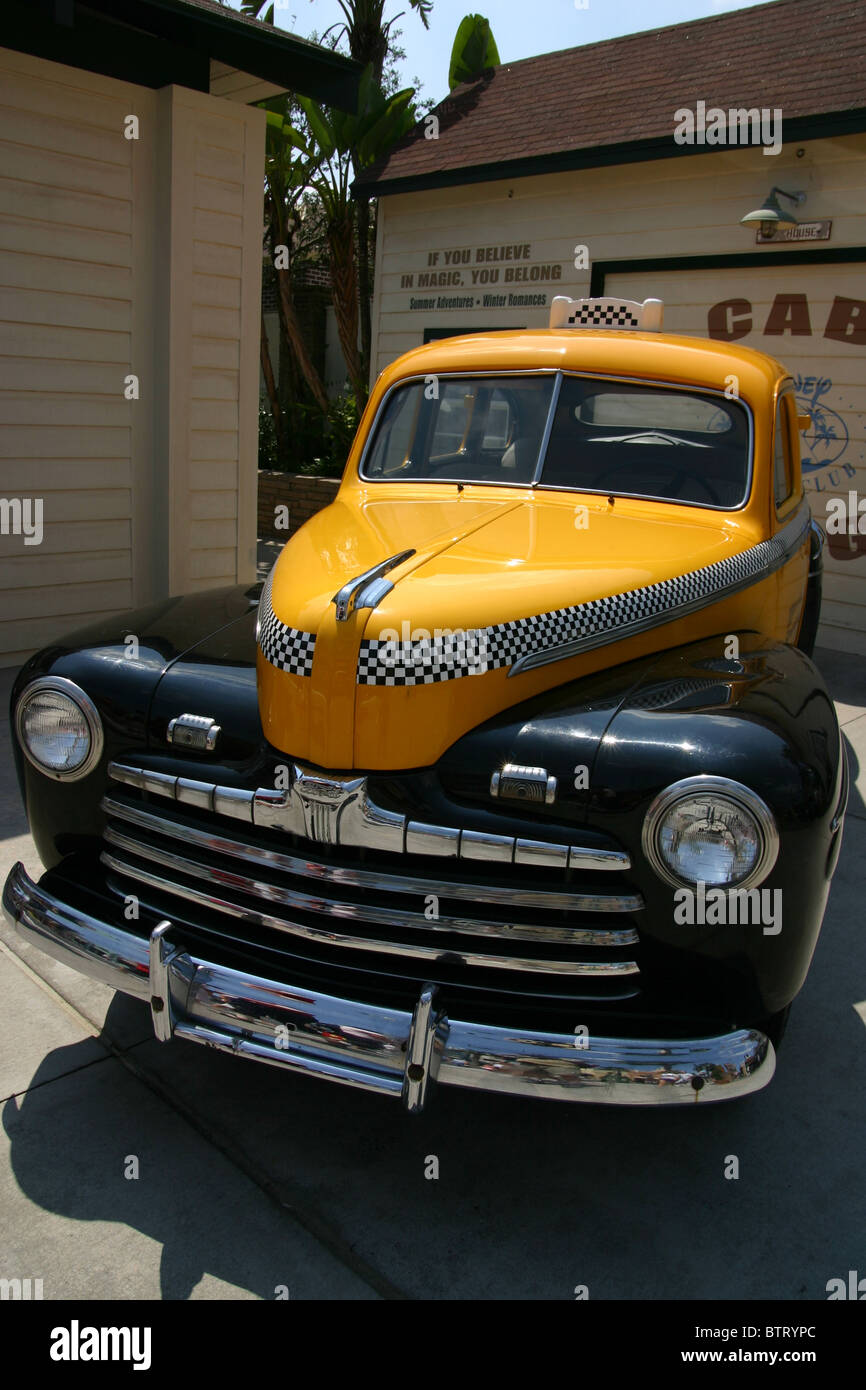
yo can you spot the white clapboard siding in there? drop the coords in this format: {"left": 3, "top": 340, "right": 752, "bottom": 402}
{"left": 189, "top": 490, "right": 240, "bottom": 520}
{"left": 0, "top": 217, "right": 129, "bottom": 265}
{"left": 0, "top": 48, "right": 141, "bottom": 662}
{"left": 0, "top": 550, "right": 131, "bottom": 590}
{"left": 1, "top": 460, "right": 132, "bottom": 492}
{"left": 155, "top": 88, "right": 262, "bottom": 595}
{"left": 0, "top": 49, "right": 264, "bottom": 665}
{"left": 1, "top": 608, "right": 131, "bottom": 664}
{"left": 372, "top": 133, "right": 866, "bottom": 653}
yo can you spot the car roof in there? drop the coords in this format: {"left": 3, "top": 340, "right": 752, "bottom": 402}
{"left": 380, "top": 329, "right": 789, "bottom": 398}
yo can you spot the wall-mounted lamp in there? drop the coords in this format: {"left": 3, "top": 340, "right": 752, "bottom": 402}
{"left": 740, "top": 187, "right": 806, "bottom": 238}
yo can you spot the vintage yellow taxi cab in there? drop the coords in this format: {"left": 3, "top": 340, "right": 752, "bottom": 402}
{"left": 4, "top": 296, "right": 847, "bottom": 1113}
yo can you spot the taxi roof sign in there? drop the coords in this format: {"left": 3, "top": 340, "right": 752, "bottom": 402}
{"left": 550, "top": 296, "right": 664, "bottom": 332}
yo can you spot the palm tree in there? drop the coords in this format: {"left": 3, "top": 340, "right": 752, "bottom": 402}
{"left": 261, "top": 103, "right": 330, "bottom": 423}
{"left": 448, "top": 14, "right": 500, "bottom": 90}
{"left": 318, "top": 1, "right": 433, "bottom": 389}
{"left": 299, "top": 69, "right": 416, "bottom": 402}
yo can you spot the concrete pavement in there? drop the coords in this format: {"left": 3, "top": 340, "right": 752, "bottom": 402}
{"left": 1, "top": 648, "right": 864, "bottom": 1300}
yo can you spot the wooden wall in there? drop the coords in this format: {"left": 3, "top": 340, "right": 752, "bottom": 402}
{"left": 0, "top": 49, "right": 264, "bottom": 667}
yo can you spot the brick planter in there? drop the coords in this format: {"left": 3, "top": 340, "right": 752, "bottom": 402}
{"left": 258, "top": 470, "right": 341, "bottom": 540}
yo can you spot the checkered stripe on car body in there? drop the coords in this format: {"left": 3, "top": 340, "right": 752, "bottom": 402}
{"left": 565, "top": 301, "right": 640, "bottom": 328}
{"left": 356, "top": 507, "right": 811, "bottom": 686}
{"left": 256, "top": 567, "right": 316, "bottom": 676}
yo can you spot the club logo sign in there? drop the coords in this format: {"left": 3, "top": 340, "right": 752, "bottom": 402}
{"left": 794, "top": 376, "right": 855, "bottom": 488}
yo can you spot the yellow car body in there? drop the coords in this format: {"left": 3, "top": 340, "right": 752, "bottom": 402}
{"left": 259, "top": 327, "right": 809, "bottom": 770}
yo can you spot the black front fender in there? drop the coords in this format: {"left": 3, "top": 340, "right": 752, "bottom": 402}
{"left": 589, "top": 633, "right": 845, "bottom": 1015}
{"left": 9, "top": 583, "right": 260, "bottom": 870}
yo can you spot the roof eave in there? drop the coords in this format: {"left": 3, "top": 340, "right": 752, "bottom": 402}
{"left": 356, "top": 107, "right": 866, "bottom": 197}
{"left": 7, "top": 0, "right": 363, "bottom": 109}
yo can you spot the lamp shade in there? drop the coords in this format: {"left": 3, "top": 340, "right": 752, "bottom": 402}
{"left": 740, "top": 188, "right": 803, "bottom": 232}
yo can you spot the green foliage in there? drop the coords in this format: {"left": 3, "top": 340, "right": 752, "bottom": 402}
{"left": 256, "top": 4, "right": 427, "bottom": 460}
{"left": 258, "top": 404, "right": 280, "bottom": 470}
{"left": 449, "top": 14, "right": 500, "bottom": 91}
{"left": 323, "top": 391, "right": 361, "bottom": 474}
{"left": 239, "top": 0, "right": 274, "bottom": 23}
{"left": 296, "top": 65, "right": 416, "bottom": 195}
{"left": 258, "top": 393, "right": 360, "bottom": 478}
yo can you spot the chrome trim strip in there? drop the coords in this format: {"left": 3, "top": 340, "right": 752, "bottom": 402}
{"left": 458, "top": 829, "right": 514, "bottom": 864}
{"left": 106, "top": 762, "right": 635, "bottom": 881}
{"left": 809, "top": 518, "right": 825, "bottom": 576}
{"left": 111, "top": 764, "right": 180, "bottom": 799}
{"left": 354, "top": 500, "right": 811, "bottom": 688}
{"left": 508, "top": 500, "right": 812, "bottom": 678}
{"left": 213, "top": 786, "right": 255, "bottom": 821}
{"left": 102, "top": 796, "right": 639, "bottom": 911}
{"left": 406, "top": 821, "right": 460, "bottom": 857}
{"left": 332, "top": 549, "right": 415, "bottom": 622}
{"left": 567, "top": 846, "right": 631, "bottom": 872}
{"left": 99, "top": 850, "right": 641, "bottom": 976}
{"left": 176, "top": 778, "right": 215, "bottom": 813}
{"left": 3, "top": 863, "right": 777, "bottom": 1108}
{"left": 515, "top": 839, "right": 570, "bottom": 869}
{"left": 531, "top": 369, "right": 563, "bottom": 486}
{"left": 101, "top": 824, "right": 639, "bottom": 946}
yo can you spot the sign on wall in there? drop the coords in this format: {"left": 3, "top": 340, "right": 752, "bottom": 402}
{"left": 401, "top": 242, "right": 568, "bottom": 314}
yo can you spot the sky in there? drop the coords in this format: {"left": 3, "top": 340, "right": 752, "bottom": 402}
{"left": 225, "top": 0, "right": 772, "bottom": 107}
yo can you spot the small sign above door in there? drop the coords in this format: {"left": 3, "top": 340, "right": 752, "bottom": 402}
{"left": 757, "top": 220, "right": 833, "bottom": 244}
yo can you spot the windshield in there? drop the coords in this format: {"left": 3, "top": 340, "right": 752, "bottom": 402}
{"left": 360, "top": 372, "right": 751, "bottom": 507}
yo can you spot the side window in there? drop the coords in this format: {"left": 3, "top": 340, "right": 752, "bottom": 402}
{"left": 773, "top": 396, "right": 793, "bottom": 510}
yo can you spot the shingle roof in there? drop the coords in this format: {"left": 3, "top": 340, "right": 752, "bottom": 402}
{"left": 357, "top": 0, "right": 866, "bottom": 194}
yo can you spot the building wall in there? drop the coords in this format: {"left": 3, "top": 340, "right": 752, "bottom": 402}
{"left": 0, "top": 48, "right": 264, "bottom": 668}
{"left": 258, "top": 470, "right": 339, "bottom": 538}
{"left": 369, "top": 136, "right": 866, "bottom": 651}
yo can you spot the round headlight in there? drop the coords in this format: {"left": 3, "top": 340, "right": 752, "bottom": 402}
{"left": 642, "top": 776, "right": 778, "bottom": 891}
{"left": 15, "top": 677, "right": 103, "bottom": 781}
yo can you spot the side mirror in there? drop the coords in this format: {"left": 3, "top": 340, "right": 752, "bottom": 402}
{"left": 797, "top": 414, "right": 811, "bottom": 432}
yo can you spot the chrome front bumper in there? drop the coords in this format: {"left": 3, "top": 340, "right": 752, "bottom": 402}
{"left": 3, "top": 862, "right": 775, "bottom": 1111}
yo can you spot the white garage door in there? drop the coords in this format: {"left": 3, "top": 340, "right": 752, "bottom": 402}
{"left": 605, "top": 262, "right": 866, "bottom": 654}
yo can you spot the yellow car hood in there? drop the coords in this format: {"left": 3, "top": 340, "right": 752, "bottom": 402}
{"left": 256, "top": 489, "right": 809, "bottom": 770}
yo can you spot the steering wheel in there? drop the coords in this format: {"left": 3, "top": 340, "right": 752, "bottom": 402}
{"left": 582, "top": 457, "right": 727, "bottom": 506}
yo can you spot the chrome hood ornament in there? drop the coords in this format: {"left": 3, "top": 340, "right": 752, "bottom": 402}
{"left": 254, "top": 765, "right": 405, "bottom": 850}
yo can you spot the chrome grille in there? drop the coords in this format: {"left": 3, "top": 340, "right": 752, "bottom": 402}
{"left": 107, "top": 761, "right": 632, "bottom": 871}
{"left": 100, "top": 768, "right": 642, "bottom": 996}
